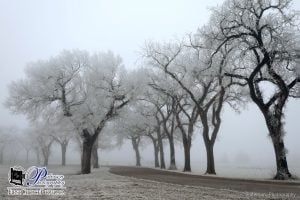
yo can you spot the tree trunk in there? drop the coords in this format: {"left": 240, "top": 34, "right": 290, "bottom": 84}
{"left": 272, "top": 138, "right": 291, "bottom": 180}
{"left": 182, "top": 136, "right": 191, "bottom": 172}
{"left": 168, "top": 135, "right": 177, "bottom": 170}
{"left": 157, "top": 129, "right": 166, "bottom": 169}
{"left": 131, "top": 137, "right": 141, "bottom": 167}
{"left": 81, "top": 139, "right": 93, "bottom": 174}
{"left": 153, "top": 140, "right": 160, "bottom": 168}
{"left": 43, "top": 154, "right": 49, "bottom": 166}
{"left": 92, "top": 142, "right": 99, "bottom": 168}
{"left": 265, "top": 114, "right": 291, "bottom": 180}
{"left": 246, "top": 58, "right": 292, "bottom": 180}
{"left": 204, "top": 142, "right": 216, "bottom": 174}
{"left": 61, "top": 142, "right": 68, "bottom": 166}
{"left": 80, "top": 127, "right": 104, "bottom": 174}
{"left": 161, "top": 111, "right": 177, "bottom": 170}
{"left": 42, "top": 146, "right": 51, "bottom": 166}
{"left": 135, "top": 149, "right": 141, "bottom": 167}
{"left": 34, "top": 148, "right": 40, "bottom": 165}
{"left": 149, "top": 135, "right": 160, "bottom": 167}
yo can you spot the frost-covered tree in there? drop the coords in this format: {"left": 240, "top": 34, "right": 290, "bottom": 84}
{"left": 18, "top": 132, "right": 34, "bottom": 164}
{"left": 206, "top": 0, "right": 300, "bottom": 179}
{"left": 48, "top": 116, "right": 74, "bottom": 166}
{"left": 91, "top": 125, "right": 120, "bottom": 168}
{"left": 135, "top": 101, "right": 166, "bottom": 168}
{"left": 69, "top": 53, "right": 141, "bottom": 173}
{"left": 5, "top": 50, "right": 88, "bottom": 118}
{"left": 5, "top": 50, "right": 141, "bottom": 174}
{"left": 0, "top": 127, "right": 13, "bottom": 164}
{"left": 145, "top": 127, "right": 160, "bottom": 168}
{"left": 143, "top": 38, "right": 244, "bottom": 174}
{"left": 0, "top": 126, "right": 21, "bottom": 164}
{"left": 140, "top": 81, "right": 179, "bottom": 170}
{"left": 112, "top": 107, "right": 148, "bottom": 167}
{"left": 27, "top": 121, "right": 55, "bottom": 166}
{"left": 22, "top": 128, "right": 42, "bottom": 164}
{"left": 148, "top": 71, "right": 197, "bottom": 172}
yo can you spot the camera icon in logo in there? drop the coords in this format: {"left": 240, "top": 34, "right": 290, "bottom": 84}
{"left": 8, "top": 166, "right": 26, "bottom": 186}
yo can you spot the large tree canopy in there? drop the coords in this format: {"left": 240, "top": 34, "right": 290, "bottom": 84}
{"left": 204, "top": 0, "right": 300, "bottom": 179}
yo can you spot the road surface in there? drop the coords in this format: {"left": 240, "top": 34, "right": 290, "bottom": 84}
{"left": 110, "top": 166, "right": 300, "bottom": 197}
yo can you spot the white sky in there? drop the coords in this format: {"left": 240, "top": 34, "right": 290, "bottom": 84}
{"left": 0, "top": 0, "right": 299, "bottom": 172}
{"left": 0, "top": 0, "right": 226, "bottom": 127}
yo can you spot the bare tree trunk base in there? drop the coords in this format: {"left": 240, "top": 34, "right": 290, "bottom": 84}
{"left": 182, "top": 141, "right": 191, "bottom": 172}
{"left": 81, "top": 141, "right": 93, "bottom": 174}
{"left": 183, "top": 168, "right": 191, "bottom": 172}
{"left": 270, "top": 130, "right": 292, "bottom": 180}
{"left": 274, "top": 170, "right": 292, "bottom": 180}
{"left": 168, "top": 164, "right": 177, "bottom": 170}
{"left": 205, "top": 171, "right": 216, "bottom": 175}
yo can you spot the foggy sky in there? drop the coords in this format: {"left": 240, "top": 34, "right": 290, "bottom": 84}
{"left": 0, "top": 0, "right": 299, "bottom": 173}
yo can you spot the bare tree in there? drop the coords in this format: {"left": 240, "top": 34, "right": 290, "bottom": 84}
{"left": 68, "top": 52, "right": 133, "bottom": 174}
{"left": 207, "top": 0, "right": 300, "bottom": 179}
{"left": 33, "top": 146, "right": 41, "bottom": 165}
{"left": 134, "top": 102, "right": 161, "bottom": 168}
{"left": 151, "top": 85, "right": 199, "bottom": 172}
{"left": 113, "top": 107, "right": 147, "bottom": 167}
{"left": 49, "top": 118, "right": 74, "bottom": 166}
{"left": 130, "top": 134, "right": 142, "bottom": 167}
{"left": 28, "top": 121, "right": 55, "bottom": 166}
{"left": 145, "top": 128, "right": 160, "bottom": 168}
{"left": 175, "top": 96, "right": 198, "bottom": 172}
{"left": 18, "top": 133, "right": 33, "bottom": 164}
{"left": 92, "top": 124, "right": 122, "bottom": 168}
{"left": 5, "top": 50, "right": 140, "bottom": 174}
{"left": 153, "top": 112, "right": 166, "bottom": 169}
{"left": 148, "top": 74, "right": 194, "bottom": 171}
{"left": 141, "top": 85, "right": 178, "bottom": 170}
{"left": 23, "top": 128, "right": 42, "bottom": 165}
{"left": 5, "top": 50, "right": 88, "bottom": 119}
{"left": 143, "top": 38, "right": 241, "bottom": 174}
{"left": 0, "top": 129, "right": 12, "bottom": 164}
{"left": 0, "top": 127, "right": 20, "bottom": 165}
{"left": 155, "top": 95, "right": 178, "bottom": 170}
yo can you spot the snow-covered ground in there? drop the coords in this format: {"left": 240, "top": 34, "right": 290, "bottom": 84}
{"left": 0, "top": 165, "right": 298, "bottom": 200}
{"left": 176, "top": 163, "right": 300, "bottom": 180}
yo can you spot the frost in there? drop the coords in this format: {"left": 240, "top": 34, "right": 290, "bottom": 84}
{"left": 0, "top": 165, "right": 297, "bottom": 200}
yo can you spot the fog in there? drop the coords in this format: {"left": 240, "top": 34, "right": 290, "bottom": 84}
{"left": 0, "top": 0, "right": 299, "bottom": 178}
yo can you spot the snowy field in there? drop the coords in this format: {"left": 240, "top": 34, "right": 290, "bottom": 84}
{"left": 0, "top": 165, "right": 298, "bottom": 200}
{"left": 175, "top": 163, "right": 300, "bottom": 180}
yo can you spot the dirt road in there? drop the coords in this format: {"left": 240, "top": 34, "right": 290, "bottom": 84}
{"left": 110, "top": 166, "right": 300, "bottom": 197}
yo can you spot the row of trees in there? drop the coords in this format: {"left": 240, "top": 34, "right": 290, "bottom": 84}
{"left": 0, "top": 125, "right": 57, "bottom": 165}
{"left": 0, "top": 123, "right": 75, "bottom": 166}
{"left": 0, "top": 108, "right": 117, "bottom": 167}
{"left": 5, "top": 50, "right": 143, "bottom": 174}
{"left": 5, "top": 0, "right": 300, "bottom": 179}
